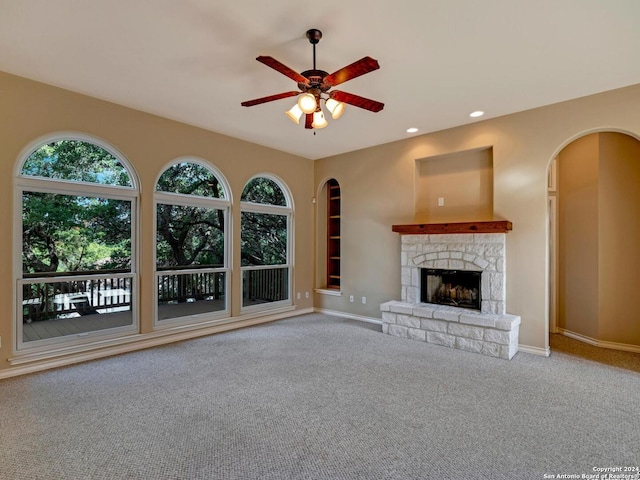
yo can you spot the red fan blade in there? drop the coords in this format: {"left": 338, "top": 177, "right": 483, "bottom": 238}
{"left": 330, "top": 90, "right": 384, "bottom": 112}
{"left": 305, "top": 113, "right": 313, "bottom": 129}
{"left": 323, "top": 57, "right": 380, "bottom": 87}
{"left": 256, "top": 56, "right": 309, "bottom": 85}
{"left": 241, "top": 91, "right": 300, "bottom": 107}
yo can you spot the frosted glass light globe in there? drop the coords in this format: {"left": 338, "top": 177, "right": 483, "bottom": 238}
{"left": 297, "top": 93, "right": 317, "bottom": 114}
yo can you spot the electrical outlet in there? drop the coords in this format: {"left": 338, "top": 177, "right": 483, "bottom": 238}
{"left": 349, "top": 295, "right": 354, "bottom": 302}
{"left": 296, "top": 292, "right": 301, "bottom": 299}
{"left": 438, "top": 197, "right": 445, "bottom": 207}
{"left": 362, "top": 296, "right": 367, "bottom": 304}
{"left": 305, "top": 291, "right": 309, "bottom": 298}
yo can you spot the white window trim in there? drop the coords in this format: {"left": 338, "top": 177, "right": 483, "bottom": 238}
{"left": 153, "top": 160, "right": 232, "bottom": 328}
{"left": 14, "top": 132, "right": 139, "bottom": 190}
{"left": 156, "top": 191, "right": 230, "bottom": 210}
{"left": 239, "top": 201, "right": 292, "bottom": 215}
{"left": 154, "top": 157, "right": 232, "bottom": 202}
{"left": 14, "top": 134, "right": 140, "bottom": 356}
{"left": 240, "top": 175, "right": 294, "bottom": 313}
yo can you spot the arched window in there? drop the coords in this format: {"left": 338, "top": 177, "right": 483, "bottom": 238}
{"left": 154, "top": 160, "right": 231, "bottom": 325}
{"left": 16, "top": 136, "right": 138, "bottom": 351}
{"left": 240, "top": 176, "right": 292, "bottom": 309}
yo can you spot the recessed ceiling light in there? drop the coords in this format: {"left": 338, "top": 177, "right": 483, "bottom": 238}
{"left": 469, "top": 111, "right": 485, "bottom": 118}
{"left": 406, "top": 127, "right": 419, "bottom": 133}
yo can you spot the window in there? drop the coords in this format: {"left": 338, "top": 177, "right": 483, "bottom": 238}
{"left": 154, "top": 161, "right": 230, "bottom": 325}
{"left": 240, "top": 176, "right": 292, "bottom": 309}
{"left": 17, "top": 137, "right": 138, "bottom": 351}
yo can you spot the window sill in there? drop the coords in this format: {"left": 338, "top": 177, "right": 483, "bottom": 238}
{"left": 314, "top": 288, "right": 342, "bottom": 297}
{"left": 5, "top": 306, "right": 307, "bottom": 376}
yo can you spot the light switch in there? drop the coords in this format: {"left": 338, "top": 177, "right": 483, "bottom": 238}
{"left": 438, "top": 197, "right": 445, "bottom": 207}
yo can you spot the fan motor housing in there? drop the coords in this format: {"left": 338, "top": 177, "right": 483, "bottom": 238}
{"left": 300, "top": 69, "right": 330, "bottom": 91}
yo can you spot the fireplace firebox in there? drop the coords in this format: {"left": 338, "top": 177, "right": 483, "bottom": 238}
{"left": 421, "top": 268, "right": 481, "bottom": 311}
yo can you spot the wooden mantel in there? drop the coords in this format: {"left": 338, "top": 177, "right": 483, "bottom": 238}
{"left": 392, "top": 220, "right": 512, "bottom": 235}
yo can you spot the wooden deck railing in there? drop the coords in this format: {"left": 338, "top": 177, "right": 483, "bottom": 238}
{"left": 242, "top": 266, "right": 289, "bottom": 304}
{"left": 21, "top": 273, "right": 133, "bottom": 323}
{"left": 157, "top": 267, "right": 225, "bottom": 305}
{"left": 21, "top": 265, "right": 286, "bottom": 322}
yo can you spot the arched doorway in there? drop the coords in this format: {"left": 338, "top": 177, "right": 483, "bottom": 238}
{"left": 549, "top": 131, "right": 640, "bottom": 352}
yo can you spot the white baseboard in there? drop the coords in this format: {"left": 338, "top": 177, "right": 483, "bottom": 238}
{"left": 314, "top": 308, "right": 382, "bottom": 325}
{"left": 557, "top": 329, "right": 599, "bottom": 347}
{"left": 1, "top": 307, "right": 314, "bottom": 380}
{"left": 518, "top": 344, "right": 551, "bottom": 357}
{"left": 557, "top": 328, "right": 640, "bottom": 354}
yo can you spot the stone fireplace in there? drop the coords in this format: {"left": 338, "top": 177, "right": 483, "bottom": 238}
{"left": 380, "top": 221, "right": 521, "bottom": 360}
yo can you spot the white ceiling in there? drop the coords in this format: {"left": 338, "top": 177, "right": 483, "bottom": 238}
{"left": 1, "top": 0, "right": 640, "bottom": 160}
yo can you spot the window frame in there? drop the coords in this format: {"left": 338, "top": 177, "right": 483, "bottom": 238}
{"left": 13, "top": 133, "right": 139, "bottom": 355}
{"left": 240, "top": 175, "right": 293, "bottom": 313}
{"left": 153, "top": 159, "right": 232, "bottom": 328}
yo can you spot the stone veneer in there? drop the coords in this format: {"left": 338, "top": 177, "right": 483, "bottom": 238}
{"left": 380, "top": 300, "right": 520, "bottom": 360}
{"left": 382, "top": 230, "right": 520, "bottom": 360}
{"left": 401, "top": 233, "right": 507, "bottom": 314}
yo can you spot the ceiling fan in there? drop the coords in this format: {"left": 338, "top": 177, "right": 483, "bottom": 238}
{"left": 241, "top": 28, "right": 384, "bottom": 129}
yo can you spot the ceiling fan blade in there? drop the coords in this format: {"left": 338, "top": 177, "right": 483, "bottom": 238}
{"left": 323, "top": 57, "right": 380, "bottom": 87}
{"left": 241, "top": 91, "right": 300, "bottom": 107}
{"left": 330, "top": 90, "right": 384, "bottom": 112}
{"left": 305, "top": 113, "right": 314, "bottom": 129}
{"left": 256, "top": 56, "right": 309, "bottom": 85}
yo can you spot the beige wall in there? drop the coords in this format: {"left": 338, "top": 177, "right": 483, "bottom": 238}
{"left": 557, "top": 134, "right": 599, "bottom": 338}
{"left": 314, "top": 84, "right": 640, "bottom": 352}
{"left": 598, "top": 132, "right": 640, "bottom": 346}
{"left": 0, "top": 72, "right": 314, "bottom": 373}
{"left": 556, "top": 132, "right": 640, "bottom": 347}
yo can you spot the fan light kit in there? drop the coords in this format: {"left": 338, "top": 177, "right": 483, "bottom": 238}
{"left": 241, "top": 29, "right": 384, "bottom": 130}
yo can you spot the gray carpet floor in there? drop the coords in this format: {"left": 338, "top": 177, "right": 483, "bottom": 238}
{"left": 0, "top": 313, "right": 638, "bottom": 480}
